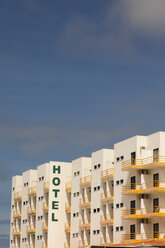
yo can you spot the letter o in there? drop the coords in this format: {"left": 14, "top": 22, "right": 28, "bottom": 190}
{"left": 52, "top": 177, "right": 60, "bottom": 186}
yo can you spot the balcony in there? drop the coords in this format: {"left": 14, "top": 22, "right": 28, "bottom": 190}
{"left": 65, "top": 182, "right": 72, "bottom": 191}
{"left": 43, "top": 202, "right": 49, "bottom": 211}
{"left": 12, "top": 228, "right": 21, "bottom": 236}
{"left": 28, "top": 186, "right": 37, "bottom": 196}
{"left": 122, "top": 206, "right": 165, "bottom": 219}
{"left": 78, "top": 240, "right": 90, "bottom": 248}
{"left": 79, "top": 197, "right": 91, "bottom": 208}
{"left": 26, "top": 244, "right": 35, "bottom": 248}
{"left": 100, "top": 236, "right": 113, "bottom": 246}
{"left": 101, "top": 191, "right": 114, "bottom": 203}
{"left": 27, "top": 224, "right": 36, "bottom": 234}
{"left": 65, "top": 222, "right": 71, "bottom": 232}
{"left": 43, "top": 182, "right": 49, "bottom": 191}
{"left": 79, "top": 218, "right": 91, "bottom": 229}
{"left": 13, "top": 209, "right": 22, "bottom": 218}
{"left": 122, "top": 156, "right": 165, "bottom": 171}
{"left": 65, "top": 202, "right": 71, "bottom": 211}
{"left": 42, "top": 242, "right": 48, "bottom": 248}
{"left": 122, "top": 181, "right": 165, "bottom": 195}
{"left": 64, "top": 242, "right": 71, "bottom": 248}
{"left": 14, "top": 191, "right": 22, "bottom": 201}
{"left": 101, "top": 168, "right": 114, "bottom": 180}
{"left": 122, "top": 232, "right": 165, "bottom": 244}
{"left": 27, "top": 206, "right": 36, "bottom": 215}
{"left": 100, "top": 214, "right": 114, "bottom": 225}
{"left": 80, "top": 175, "right": 92, "bottom": 187}
{"left": 42, "top": 221, "right": 48, "bottom": 231}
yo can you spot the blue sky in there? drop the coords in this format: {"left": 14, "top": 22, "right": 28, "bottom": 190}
{"left": 1, "top": 0, "right": 165, "bottom": 246}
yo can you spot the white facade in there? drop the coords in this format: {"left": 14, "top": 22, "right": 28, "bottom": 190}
{"left": 10, "top": 132, "right": 165, "bottom": 248}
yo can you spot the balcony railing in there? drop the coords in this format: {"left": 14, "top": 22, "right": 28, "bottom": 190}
{"left": 122, "top": 206, "right": 165, "bottom": 219}
{"left": 28, "top": 186, "right": 37, "bottom": 196}
{"left": 122, "top": 232, "right": 165, "bottom": 244}
{"left": 79, "top": 197, "right": 91, "bottom": 208}
{"left": 42, "top": 242, "right": 48, "bottom": 248}
{"left": 26, "top": 244, "right": 35, "bottom": 248}
{"left": 122, "top": 156, "right": 165, "bottom": 171}
{"left": 14, "top": 191, "right": 22, "bottom": 201}
{"left": 64, "top": 242, "right": 71, "bottom": 248}
{"left": 80, "top": 175, "right": 92, "bottom": 187}
{"left": 27, "top": 206, "right": 36, "bottom": 215}
{"left": 65, "top": 222, "right": 71, "bottom": 232}
{"left": 42, "top": 221, "right": 48, "bottom": 231}
{"left": 101, "top": 168, "right": 114, "bottom": 180}
{"left": 100, "top": 236, "right": 113, "bottom": 246}
{"left": 43, "top": 202, "right": 49, "bottom": 211}
{"left": 79, "top": 218, "right": 91, "bottom": 229}
{"left": 43, "top": 182, "right": 49, "bottom": 191}
{"left": 65, "top": 202, "right": 71, "bottom": 211}
{"left": 101, "top": 191, "right": 114, "bottom": 203}
{"left": 27, "top": 224, "right": 36, "bottom": 234}
{"left": 122, "top": 181, "right": 165, "bottom": 195}
{"left": 78, "top": 240, "right": 90, "bottom": 248}
{"left": 65, "top": 182, "right": 72, "bottom": 191}
{"left": 100, "top": 213, "right": 114, "bottom": 225}
{"left": 12, "top": 228, "right": 21, "bottom": 236}
{"left": 13, "top": 209, "right": 22, "bottom": 218}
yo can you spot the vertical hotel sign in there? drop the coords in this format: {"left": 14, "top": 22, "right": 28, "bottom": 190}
{"left": 52, "top": 165, "right": 61, "bottom": 222}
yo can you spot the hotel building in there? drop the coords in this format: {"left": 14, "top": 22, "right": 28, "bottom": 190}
{"left": 10, "top": 131, "right": 165, "bottom": 248}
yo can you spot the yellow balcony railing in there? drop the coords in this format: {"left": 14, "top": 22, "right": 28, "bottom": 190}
{"left": 27, "top": 206, "right": 36, "bottom": 215}
{"left": 65, "top": 182, "right": 72, "bottom": 191}
{"left": 27, "top": 224, "right": 36, "bottom": 234}
{"left": 78, "top": 240, "right": 90, "bottom": 248}
{"left": 100, "top": 214, "right": 114, "bottom": 225}
{"left": 65, "top": 222, "right": 71, "bottom": 232}
{"left": 79, "top": 218, "right": 91, "bottom": 229}
{"left": 14, "top": 191, "right": 22, "bottom": 201}
{"left": 122, "top": 155, "right": 165, "bottom": 171}
{"left": 43, "top": 182, "right": 49, "bottom": 191}
{"left": 64, "top": 242, "right": 71, "bottom": 248}
{"left": 101, "top": 191, "right": 114, "bottom": 203}
{"left": 80, "top": 175, "right": 92, "bottom": 187}
{"left": 65, "top": 202, "right": 71, "bottom": 211}
{"left": 12, "top": 228, "right": 21, "bottom": 236}
{"left": 100, "top": 236, "right": 113, "bottom": 246}
{"left": 13, "top": 209, "right": 22, "bottom": 218}
{"left": 122, "top": 232, "right": 165, "bottom": 244}
{"left": 122, "top": 181, "right": 165, "bottom": 195}
{"left": 28, "top": 186, "right": 37, "bottom": 196}
{"left": 43, "top": 202, "right": 49, "bottom": 211}
{"left": 79, "top": 197, "right": 91, "bottom": 208}
{"left": 122, "top": 206, "right": 165, "bottom": 219}
{"left": 42, "top": 221, "right": 48, "bottom": 231}
{"left": 42, "top": 242, "right": 48, "bottom": 248}
{"left": 101, "top": 168, "right": 114, "bottom": 180}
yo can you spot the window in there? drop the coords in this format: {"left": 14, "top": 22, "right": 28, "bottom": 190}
{"left": 116, "top": 157, "right": 120, "bottom": 162}
{"left": 120, "top": 203, "right": 123, "bottom": 208}
{"left": 73, "top": 213, "right": 76, "bottom": 217}
{"left": 120, "top": 179, "right": 124, "bottom": 184}
{"left": 116, "top": 204, "right": 119, "bottom": 208}
{"left": 116, "top": 181, "right": 119, "bottom": 185}
{"left": 74, "top": 172, "right": 76, "bottom": 177}
{"left": 93, "top": 209, "right": 97, "bottom": 213}
{"left": 12, "top": 187, "right": 15, "bottom": 191}
{"left": 94, "top": 165, "right": 97, "bottom": 170}
{"left": 120, "top": 226, "right": 123, "bottom": 231}
{"left": 77, "top": 171, "right": 80, "bottom": 176}
{"left": 93, "top": 230, "right": 96, "bottom": 234}
{"left": 97, "top": 230, "right": 100, "bottom": 234}
{"left": 97, "top": 186, "right": 100, "bottom": 190}
{"left": 98, "top": 164, "right": 101, "bottom": 168}
{"left": 97, "top": 208, "right": 100, "bottom": 212}
{"left": 116, "top": 227, "right": 119, "bottom": 231}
